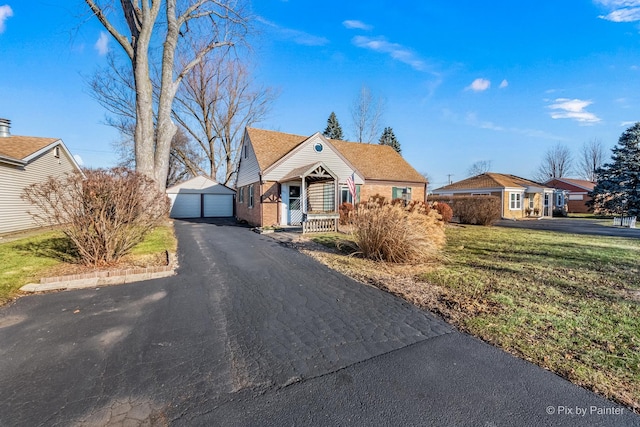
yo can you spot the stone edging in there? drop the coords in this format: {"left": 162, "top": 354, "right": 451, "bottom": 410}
{"left": 20, "top": 253, "right": 178, "bottom": 293}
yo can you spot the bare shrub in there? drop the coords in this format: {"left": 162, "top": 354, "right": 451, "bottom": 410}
{"left": 339, "top": 202, "right": 354, "bottom": 225}
{"left": 440, "top": 196, "right": 501, "bottom": 225}
{"left": 350, "top": 201, "right": 446, "bottom": 264}
{"left": 22, "top": 168, "right": 170, "bottom": 266}
{"left": 433, "top": 202, "right": 453, "bottom": 223}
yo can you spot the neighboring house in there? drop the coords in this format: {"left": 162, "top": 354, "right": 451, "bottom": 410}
{"left": 0, "top": 118, "right": 84, "bottom": 235}
{"left": 235, "top": 127, "right": 427, "bottom": 230}
{"left": 166, "top": 175, "right": 235, "bottom": 219}
{"left": 544, "top": 178, "right": 595, "bottom": 214}
{"left": 432, "top": 172, "right": 555, "bottom": 219}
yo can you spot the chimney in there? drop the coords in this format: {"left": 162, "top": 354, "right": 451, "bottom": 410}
{"left": 0, "top": 118, "right": 10, "bottom": 137}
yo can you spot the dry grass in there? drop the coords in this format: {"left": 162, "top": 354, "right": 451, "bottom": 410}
{"left": 348, "top": 201, "right": 446, "bottom": 263}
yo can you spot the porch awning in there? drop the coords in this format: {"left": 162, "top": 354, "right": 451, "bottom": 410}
{"left": 280, "top": 162, "right": 338, "bottom": 183}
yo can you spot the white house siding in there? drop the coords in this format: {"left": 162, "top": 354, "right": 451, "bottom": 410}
{"left": 236, "top": 134, "right": 261, "bottom": 188}
{"left": 263, "top": 135, "right": 364, "bottom": 185}
{"left": 0, "top": 148, "right": 76, "bottom": 235}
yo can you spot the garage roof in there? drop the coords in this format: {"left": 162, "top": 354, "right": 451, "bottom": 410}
{"left": 166, "top": 175, "right": 236, "bottom": 195}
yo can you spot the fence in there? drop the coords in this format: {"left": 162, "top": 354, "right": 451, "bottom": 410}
{"left": 612, "top": 216, "right": 637, "bottom": 228}
{"left": 302, "top": 218, "right": 338, "bottom": 233}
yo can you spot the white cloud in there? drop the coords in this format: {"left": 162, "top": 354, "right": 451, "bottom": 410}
{"left": 466, "top": 112, "right": 504, "bottom": 131}
{"left": 464, "top": 110, "right": 567, "bottom": 140}
{"left": 548, "top": 98, "right": 601, "bottom": 123}
{"left": 0, "top": 5, "right": 13, "bottom": 34}
{"left": 343, "top": 20, "right": 372, "bottom": 30}
{"left": 256, "top": 16, "right": 329, "bottom": 46}
{"left": 620, "top": 120, "right": 637, "bottom": 127}
{"left": 466, "top": 78, "right": 491, "bottom": 92}
{"left": 352, "top": 35, "right": 427, "bottom": 71}
{"left": 73, "top": 154, "right": 84, "bottom": 166}
{"left": 499, "top": 79, "right": 509, "bottom": 89}
{"left": 595, "top": 0, "right": 640, "bottom": 21}
{"left": 94, "top": 31, "right": 109, "bottom": 55}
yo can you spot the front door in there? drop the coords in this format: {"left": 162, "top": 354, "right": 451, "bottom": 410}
{"left": 544, "top": 193, "right": 551, "bottom": 217}
{"left": 288, "top": 185, "right": 302, "bottom": 225}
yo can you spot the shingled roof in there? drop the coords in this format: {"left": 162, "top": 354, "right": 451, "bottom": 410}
{"left": 435, "top": 173, "right": 545, "bottom": 191}
{"left": 0, "top": 135, "right": 59, "bottom": 161}
{"left": 245, "top": 128, "right": 426, "bottom": 183}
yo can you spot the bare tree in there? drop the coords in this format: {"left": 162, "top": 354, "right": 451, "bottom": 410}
{"left": 173, "top": 54, "right": 275, "bottom": 185}
{"left": 577, "top": 138, "right": 605, "bottom": 182}
{"left": 534, "top": 143, "right": 573, "bottom": 182}
{"left": 467, "top": 160, "right": 492, "bottom": 176}
{"left": 351, "top": 85, "right": 384, "bottom": 143}
{"left": 84, "top": 0, "right": 246, "bottom": 190}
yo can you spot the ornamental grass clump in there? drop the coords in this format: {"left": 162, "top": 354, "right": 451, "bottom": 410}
{"left": 22, "top": 168, "right": 170, "bottom": 266}
{"left": 350, "top": 200, "right": 446, "bottom": 264}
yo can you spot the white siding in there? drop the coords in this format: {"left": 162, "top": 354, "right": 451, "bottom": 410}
{"left": 203, "top": 194, "right": 233, "bottom": 217}
{"left": 264, "top": 135, "right": 364, "bottom": 184}
{"left": 0, "top": 148, "right": 76, "bottom": 235}
{"left": 236, "top": 134, "right": 261, "bottom": 187}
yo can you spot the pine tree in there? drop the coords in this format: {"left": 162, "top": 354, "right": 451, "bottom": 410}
{"left": 379, "top": 127, "right": 401, "bottom": 154}
{"left": 323, "top": 112, "right": 344, "bottom": 140}
{"left": 591, "top": 123, "right": 640, "bottom": 215}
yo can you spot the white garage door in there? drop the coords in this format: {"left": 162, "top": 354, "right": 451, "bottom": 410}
{"left": 169, "top": 194, "right": 201, "bottom": 218}
{"left": 203, "top": 194, "right": 233, "bottom": 217}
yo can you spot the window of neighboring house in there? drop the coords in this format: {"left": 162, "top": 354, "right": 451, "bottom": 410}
{"left": 54, "top": 146, "right": 60, "bottom": 158}
{"left": 556, "top": 192, "right": 564, "bottom": 207}
{"left": 238, "top": 187, "right": 244, "bottom": 203}
{"left": 392, "top": 187, "right": 412, "bottom": 201}
{"left": 529, "top": 195, "right": 535, "bottom": 209}
{"left": 248, "top": 184, "right": 254, "bottom": 208}
{"left": 568, "top": 194, "right": 583, "bottom": 201}
{"left": 509, "top": 192, "right": 522, "bottom": 210}
{"left": 340, "top": 185, "right": 360, "bottom": 204}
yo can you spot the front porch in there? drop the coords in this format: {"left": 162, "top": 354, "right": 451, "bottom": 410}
{"left": 280, "top": 162, "right": 341, "bottom": 233}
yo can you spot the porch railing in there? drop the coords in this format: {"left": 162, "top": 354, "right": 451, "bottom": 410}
{"left": 302, "top": 213, "right": 339, "bottom": 233}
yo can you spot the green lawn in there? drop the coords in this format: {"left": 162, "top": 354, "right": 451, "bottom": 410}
{"left": 0, "top": 225, "right": 177, "bottom": 305}
{"left": 312, "top": 226, "right": 640, "bottom": 410}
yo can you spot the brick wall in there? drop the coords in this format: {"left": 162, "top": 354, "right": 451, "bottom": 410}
{"left": 261, "top": 181, "right": 280, "bottom": 226}
{"left": 236, "top": 181, "right": 261, "bottom": 226}
{"left": 359, "top": 183, "right": 425, "bottom": 204}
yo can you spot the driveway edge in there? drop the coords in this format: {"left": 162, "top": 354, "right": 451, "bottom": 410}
{"left": 19, "top": 253, "right": 178, "bottom": 293}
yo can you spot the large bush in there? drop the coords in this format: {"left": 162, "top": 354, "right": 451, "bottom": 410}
{"left": 431, "top": 196, "right": 501, "bottom": 225}
{"left": 22, "top": 168, "right": 170, "bottom": 266}
{"left": 350, "top": 200, "right": 446, "bottom": 264}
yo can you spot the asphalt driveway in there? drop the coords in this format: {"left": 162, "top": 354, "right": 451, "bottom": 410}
{"left": 0, "top": 219, "right": 638, "bottom": 426}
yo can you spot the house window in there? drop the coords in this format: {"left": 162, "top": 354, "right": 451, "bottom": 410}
{"left": 54, "top": 146, "right": 60, "bottom": 158}
{"left": 248, "top": 184, "right": 254, "bottom": 208}
{"left": 556, "top": 192, "right": 564, "bottom": 207}
{"left": 238, "top": 187, "right": 244, "bottom": 203}
{"left": 529, "top": 195, "right": 534, "bottom": 209}
{"left": 509, "top": 192, "right": 522, "bottom": 210}
{"left": 244, "top": 145, "right": 248, "bottom": 159}
{"left": 392, "top": 187, "right": 412, "bottom": 202}
{"left": 340, "top": 185, "right": 360, "bottom": 204}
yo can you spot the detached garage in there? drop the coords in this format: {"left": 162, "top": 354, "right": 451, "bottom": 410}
{"left": 166, "top": 176, "right": 235, "bottom": 219}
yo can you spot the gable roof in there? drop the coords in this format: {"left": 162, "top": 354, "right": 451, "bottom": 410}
{"left": 245, "top": 128, "right": 426, "bottom": 183}
{"left": 435, "top": 172, "right": 546, "bottom": 191}
{"left": 166, "top": 175, "right": 235, "bottom": 194}
{"left": 0, "top": 136, "right": 59, "bottom": 161}
{"left": 546, "top": 177, "right": 595, "bottom": 192}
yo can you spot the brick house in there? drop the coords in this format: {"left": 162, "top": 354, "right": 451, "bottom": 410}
{"left": 432, "top": 172, "right": 555, "bottom": 219}
{"left": 235, "top": 128, "right": 427, "bottom": 230}
{"left": 544, "top": 178, "right": 595, "bottom": 214}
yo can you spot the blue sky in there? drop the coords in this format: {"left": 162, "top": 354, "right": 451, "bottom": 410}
{"left": 1, "top": 1, "right": 640, "bottom": 188}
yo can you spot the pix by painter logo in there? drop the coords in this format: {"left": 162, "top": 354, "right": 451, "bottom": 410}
{"left": 546, "top": 405, "right": 625, "bottom": 416}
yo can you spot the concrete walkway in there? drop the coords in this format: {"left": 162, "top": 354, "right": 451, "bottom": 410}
{"left": 0, "top": 219, "right": 637, "bottom": 426}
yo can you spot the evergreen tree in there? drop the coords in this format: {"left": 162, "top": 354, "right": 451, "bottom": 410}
{"left": 590, "top": 123, "right": 640, "bottom": 215}
{"left": 379, "top": 127, "right": 401, "bottom": 154}
{"left": 323, "top": 112, "right": 344, "bottom": 140}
